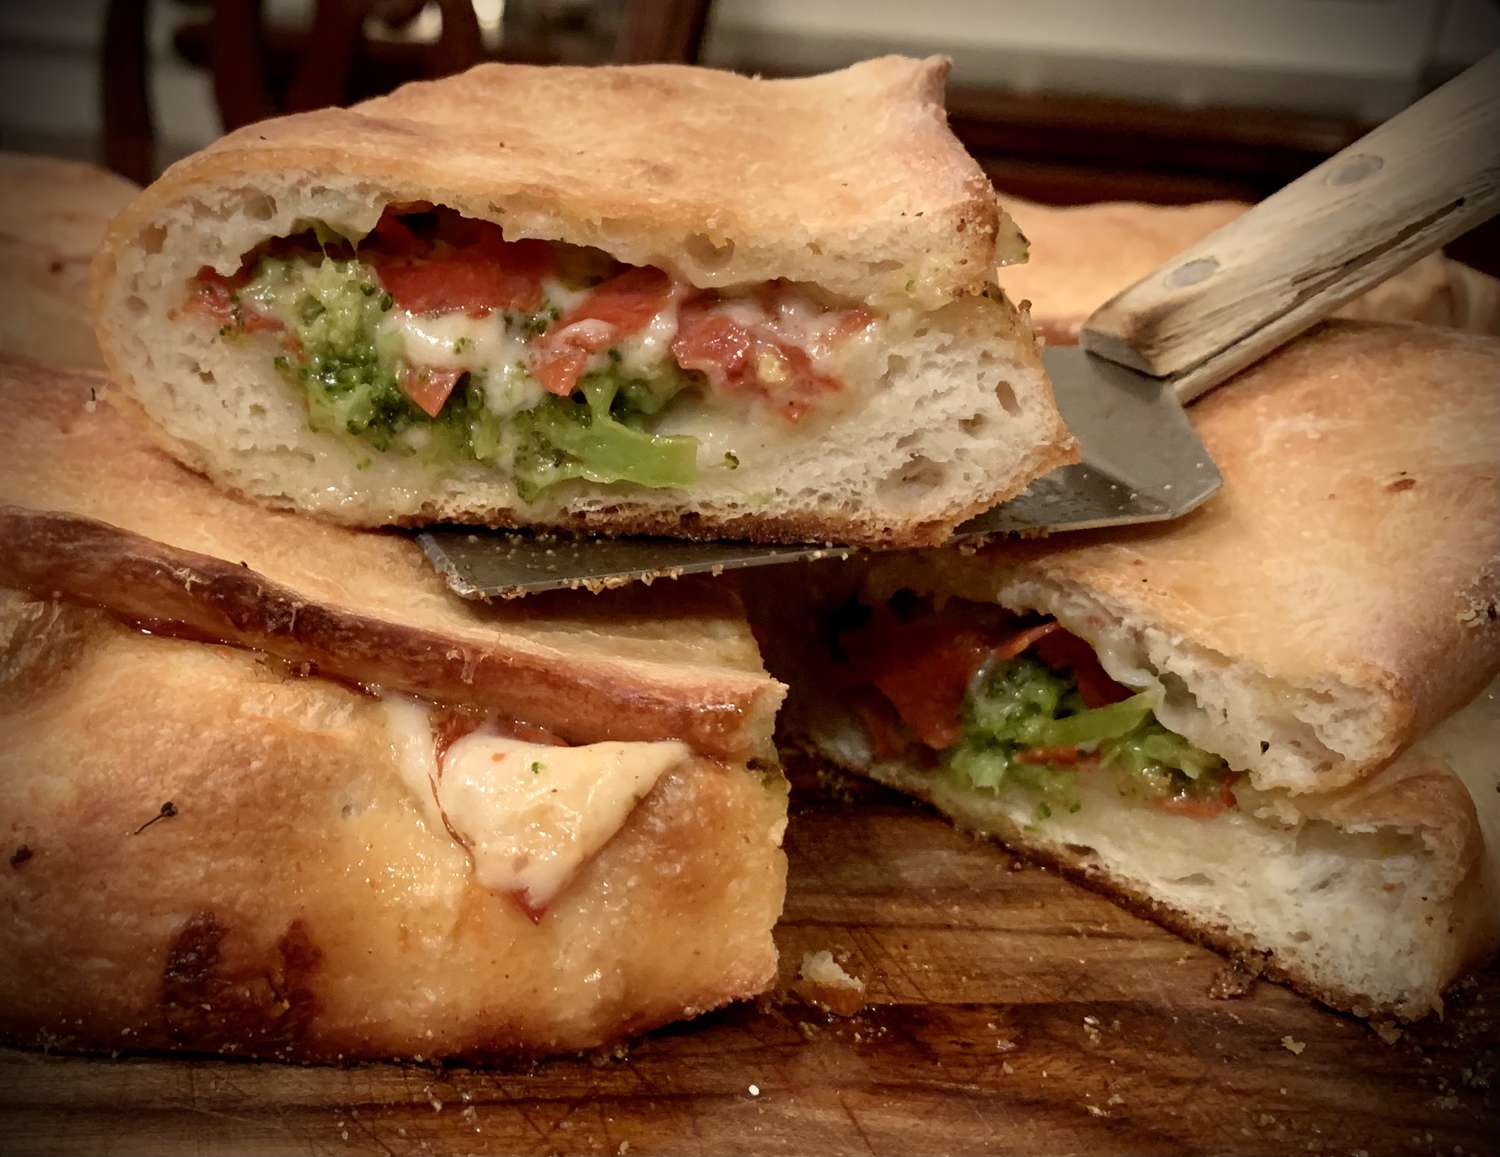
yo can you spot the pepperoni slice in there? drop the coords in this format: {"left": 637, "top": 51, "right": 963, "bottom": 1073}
{"left": 1156, "top": 778, "right": 1238, "bottom": 818}
{"left": 671, "top": 298, "right": 841, "bottom": 421}
{"left": 188, "top": 268, "right": 282, "bottom": 333}
{"left": 1033, "top": 630, "right": 1132, "bottom": 707}
{"left": 372, "top": 239, "right": 552, "bottom": 315}
{"left": 532, "top": 266, "right": 674, "bottom": 396}
{"left": 366, "top": 207, "right": 553, "bottom": 315}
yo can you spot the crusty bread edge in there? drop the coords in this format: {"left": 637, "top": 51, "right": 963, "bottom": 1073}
{"left": 0, "top": 506, "right": 784, "bottom": 762}
{"left": 795, "top": 744, "right": 1490, "bottom": 1023}
{"left": 95, "top": 57, "right": 1008, "bottom": 308}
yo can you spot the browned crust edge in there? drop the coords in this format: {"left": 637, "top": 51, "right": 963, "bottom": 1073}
{"left": 0, "top": 506, "right": 781, "bottom": 760}
{"left": 0, "top": 970, "right": 768, "bottom": 1065}
{"left": 0, "top": 746, "right": 783, "bottom": 1062}
{"left": 797, "top": 747, "right": 1470, "bottom": 1023}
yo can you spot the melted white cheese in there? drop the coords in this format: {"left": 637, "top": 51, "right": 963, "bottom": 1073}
{"left": 379, "top": 308, "right": 544, "bottom": 419}
{"left": 375, "top": 274, "right": 886, "bottom": 440}
{"left": 381, "top": 309, "right": 520, "bottom": 371}
{"left": 616, "top": 287, "right": 686, "bottom": 376}
{"left": 767, "top": 291, "right": 885, "bottom": 385}
{"left": 379, "top": 696, "right": 688, "bottom": 911}
{"left": 439, "top": 732, "right": 688, "bottom": 910}
{"left": 381, "top": 695, "right": 447, "bottom": 828}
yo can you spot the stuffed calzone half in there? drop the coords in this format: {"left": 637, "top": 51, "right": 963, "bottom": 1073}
{"left": 93, "top": 56, "right": 1074, "bottom": 547}
{"left": 755, "top": 321, "right": 1500, "bottom": 1020}
{"left": 0, "top": 358, "right": 787, "bottom": 1060}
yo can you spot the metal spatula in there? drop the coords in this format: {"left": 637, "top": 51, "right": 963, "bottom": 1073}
{"left": 421, "top": 54, "right": 1499, "bottom": 600}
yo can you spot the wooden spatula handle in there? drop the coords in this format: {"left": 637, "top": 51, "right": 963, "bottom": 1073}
{"left": 1081, "top": 52, "right": 1500, "bottom": 405}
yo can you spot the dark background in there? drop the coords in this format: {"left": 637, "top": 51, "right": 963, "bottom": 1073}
{"left": 1, "top": 0, "right": 1496, "bottom": 270}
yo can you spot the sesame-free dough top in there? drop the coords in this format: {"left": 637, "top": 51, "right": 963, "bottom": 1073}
{"left": 101, "top": 56, "right": 1022, "bottom": 307}
{"left": 866, "top": 321, "right": 1500, "bottom": 794}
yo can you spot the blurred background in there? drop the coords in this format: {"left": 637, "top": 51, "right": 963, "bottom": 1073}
{"left": 0, "top": 0, "right": 1496, "bottom": 270}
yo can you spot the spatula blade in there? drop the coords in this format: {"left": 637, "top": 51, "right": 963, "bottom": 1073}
{"left": 418, "top": 530, "right": 852, "bottom": 600}
{"left": 419, "top": 347, "right": 1221, "bottom": 599}
{"left": 961, "top": 347, "right": 1220, "bottom": 534}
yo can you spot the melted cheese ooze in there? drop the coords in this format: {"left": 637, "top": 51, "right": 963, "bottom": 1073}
{"left": 439, "top": 733, "right": 687, "bottom": 909}
{"left": 380, "top": 697, "right": 689, "bottom": 911}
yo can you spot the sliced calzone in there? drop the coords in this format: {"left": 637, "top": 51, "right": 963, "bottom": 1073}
{"left": 0, "top": 357, "right": 788, "bottom": 1059}
{"left": 93, "top": 56, "right": 1074, "bottom": 547}
{"left": 755, "top": 321, "right": 1500, "bottom": 1020}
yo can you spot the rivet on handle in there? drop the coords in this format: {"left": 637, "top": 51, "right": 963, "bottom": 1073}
{"left": 1166, "top": 256, "right": 1219, "bottom": 289}
{"left": 1327, "top": 153, "right": 1385, "bottom": 186}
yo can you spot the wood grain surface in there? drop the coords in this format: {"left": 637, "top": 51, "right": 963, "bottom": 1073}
{"left": 2, "top": 763, "right": 1494, "bottom": 1157}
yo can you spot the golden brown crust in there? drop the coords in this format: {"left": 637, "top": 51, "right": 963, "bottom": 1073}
{"left": 830, "top": 742, "right": 1491, "bottom": 1022}
{"left": 0, "top": 154, "right": 137, "bottom": 368}
{"left": 90, "top": 69, "right": 1065, "bottom": 548}
{"left": 0, "top": 358, "right": 784, "bottom": 761}
{"left": 877, "top": 321, "right": 1500, "bottom": 789}
{"left": 101, "top": 57, "right": 1010, "bottom": 305}
{"left": 960, "top": 819, "right": 1467, "bottom": 1023}
{"left": 0, "top": 595, "right": 787, "bottom": 1059}
{"left": 1293, "top": 759, "right": 1483, "bottom": 890}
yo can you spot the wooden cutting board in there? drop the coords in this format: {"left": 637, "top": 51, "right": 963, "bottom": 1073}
{"left": 1, "top": 765, "right": 1494, "bottom": 1156}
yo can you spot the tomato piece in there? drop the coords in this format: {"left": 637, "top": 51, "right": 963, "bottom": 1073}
{"left": 187, "top": 268, "right": 282, "bottom": 333}
{"left": 852, "top": 692, "right": 912, "bottom": 760}
{"left": 369, "top": 210, "right": 425, "bottom": 257}
{"left": 400, "top": 364, "right": 465, "bottom": 418}
{"left": 671, "top": 298, "right": 842, "bottom": 422}
{"left": 366, "top": 206, "right": 553, "bottom": 315}
{"left": 532, "top": 349, "right": 590, "bottom": 397}
{"left": 1015, "top": 745, "right": 1089, "bottom": 766}
{"left": 992, "top": 621, "right": 1061, "bottom": 661}
{"left": 842, "top": 606, "right": 1121, "bottom": 752}
{"left": 822, "top": 306, "right": 876, "bottom": 342}
{"left": 1156, "top": 778, "right": 1237, "bottom": 818}
{"left": 842, "top": 612, "right": 997, "bottom": 750}
{"left": 672, "top": 303, "right": 754, "bottom": 386}
{"left": 532, "top": 266, "right": 674, "bottom": 396}
{"left": 373, "top": 239, "right": 551, "bottom": 315}
{"left": 870, "top": 626, "right": 992, "bottom": 749}
{"left": 560, "top": 265, "right": 673, "bottom": 333}
{"left": 860, "top": 619, "right": 1077, "bottom": 749}
{"left": 1033, "top": 629, "right": 1131, "bottom": 707}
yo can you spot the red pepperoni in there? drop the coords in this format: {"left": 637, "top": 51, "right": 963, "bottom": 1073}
{"left": 531, "top": 266, "right": 674, "bottom": 396}
{"left": 1156, "top": 778, "right": 1238, "bottom": 819}
{"left": 366, "top": 206, "right": 553, "bottom": 315}
{"left": 188, "top": 268, "right": 282, "bottom": 333}
{"left": 671, "top": 298, "right": 842, "bottom": 421}
{"left": 1033, "top": 630, "right": 1132, "bottom": 707}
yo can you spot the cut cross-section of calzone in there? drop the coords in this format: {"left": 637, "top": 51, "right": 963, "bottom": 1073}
{"left": 754, "top": 321, "right": 1500, "bottom": 1021}
{"left": 0, "top": 357, "right": 787, "bottom": 1060}
{"left": 93, "top": 56, "right": 1075, "bottom": 547}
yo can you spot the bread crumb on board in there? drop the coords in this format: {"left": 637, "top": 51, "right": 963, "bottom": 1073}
{"left": 1281, "top": 1035, "right": 1306, "bottom": 1056}
{"left": 794, "top": 950, "right": 867, "bottom": 1017}
{"left": 1371, "top": 1020, "right": 1404, "bottom": 1045}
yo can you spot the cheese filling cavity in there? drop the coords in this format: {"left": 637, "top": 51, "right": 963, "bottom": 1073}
{"left": 830, "top": 593, "right": 1240, "bottom": 823}
{"left": 380, "top": 696, "right": 688, "bottom": 914}
{"left": 187, "top": 204, "right": 884, "bottom": 499}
